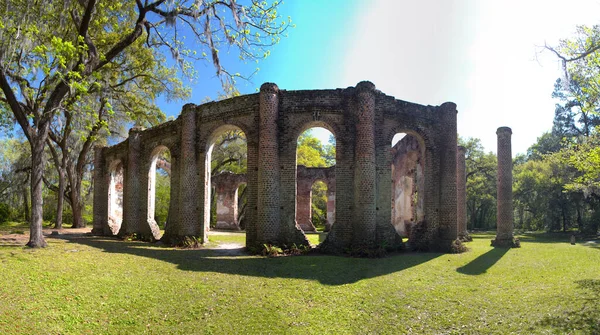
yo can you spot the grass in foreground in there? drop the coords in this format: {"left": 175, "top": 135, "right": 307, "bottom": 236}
{"left": 0, "top": 232, "right": 599, "bottom": 334}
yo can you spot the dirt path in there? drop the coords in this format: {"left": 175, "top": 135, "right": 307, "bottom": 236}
{"left": 0, "top": 227, "right": 247, "bottom": 256}
{"left": 0, "top": 227, "right": 92, "bottom": 246}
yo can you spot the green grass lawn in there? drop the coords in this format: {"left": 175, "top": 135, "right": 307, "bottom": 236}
{"left": 0, "top": 230, "right": 599, "bottom": 334}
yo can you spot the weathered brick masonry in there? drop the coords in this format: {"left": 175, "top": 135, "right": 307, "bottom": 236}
{"left": 492, "top": 126, "right": 515, "bottom": 247}
{"left": 93, "top": 82, "right": 459, "bottom": 251}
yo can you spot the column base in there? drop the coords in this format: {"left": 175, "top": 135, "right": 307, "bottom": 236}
{"left": 161, "top": 233, "right": 204, "bottom": 248}
{"left": 458, "top": 232, "right": 472, "bottom": 242}
{"left": 491, "top": 236, "right": 521, "bottom": 248}
{"left": 90, "top": 227, "right": 104, "bottom": 236}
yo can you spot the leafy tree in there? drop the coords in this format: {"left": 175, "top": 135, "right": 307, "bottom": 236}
{"left": 211, "top": 130, "right": 247, "bottom": 174}
{"left": 297, "top": 129, "right": 335, "bottom": 167}
{"left": 543, "top": 24, "right": 600, "bottom": 234}
{"left": 0, "top": 138, "right": 31, "bottom": 222}
{"left": 311, "top": 180, "right": 327, "bottom": 229}
{"left": 0, "top": 0, "right": 290, "bottom": 247}
{"left": 459, "top": 137, "right": 497, "bottom": 230}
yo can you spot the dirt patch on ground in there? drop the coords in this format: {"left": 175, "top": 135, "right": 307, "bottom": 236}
{"left": 0, "top": 227, "right": 93, "bottom": 246}
{"left": 0, "top": 227, "right": 247, "bottom": 255}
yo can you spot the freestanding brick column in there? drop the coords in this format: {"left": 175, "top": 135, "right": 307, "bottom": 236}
{"left": 438, "top": 102, "right": 459, "bottom": 247}
{"left": 457, "top": 145, "right": 471, "bottom": 241}
{"left": 92, "top": 146, "right": 107, "bottom": 235}
{"left": 492, "top": 126, "right": 515, "bottom": 247}
{"left": 257, "top": 83, "right": 281, "bottom": 243}
{"left": 353, "top": 81, "right": 377, "bottom": 248}
{"left": 120, "top": 127, "right": 143, "bottom": 237}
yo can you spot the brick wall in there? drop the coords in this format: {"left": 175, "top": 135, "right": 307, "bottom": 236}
{"left": 93, "top": 81, "right": 459, "bottom": 252}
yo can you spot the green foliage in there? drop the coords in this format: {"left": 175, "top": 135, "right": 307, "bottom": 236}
{"left": 210, "top": 130, "right": 247, "bottom": 174}
{"left": 0, "top": 0, "right": 290, "bottom": 238}
{"left": 154, "top": 172, "right": 171, "bottom": 228}
{"left": 459, "top": 137, "right": 497, "bottom": 230}
{"left": 261, "top": 244, "right": 283, "bottom": 257}
{"left": 0, "top": 203, "right": 11, "bottom": 223}
{"left": 310, "top": 181, "right": 327, "bottom": 229}
{"left": 296, "top": 129, "right": 335, "bottom": 167}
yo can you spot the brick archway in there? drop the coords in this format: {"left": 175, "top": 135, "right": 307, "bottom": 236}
{"left": 93, "top": 82, "right": 458, "bottom": 252}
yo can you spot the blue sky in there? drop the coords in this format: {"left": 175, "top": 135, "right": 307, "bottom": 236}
{"left": 159, "top": 0, "right": 600, "bottom": 155}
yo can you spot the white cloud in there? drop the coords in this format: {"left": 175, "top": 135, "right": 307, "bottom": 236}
{"left": 342, "top": 0, "right": 600, "bottom": 155}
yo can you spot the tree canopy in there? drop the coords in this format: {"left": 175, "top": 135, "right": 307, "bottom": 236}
{"left": 0, "top": 0, "right": 291, "bottom": 247}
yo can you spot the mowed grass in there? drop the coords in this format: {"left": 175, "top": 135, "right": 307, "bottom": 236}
{"left": 0, "top": 230, "right": 599, "bottom": 334}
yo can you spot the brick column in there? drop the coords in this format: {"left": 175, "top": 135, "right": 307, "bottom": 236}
{"left": 437, "top": 102, "right": 458, "bottom": 247}
{"left": 92, "top": 146, "right": 107, "bottom": 235}
{"left": 325, "top": 185, "right": 335, "bottom": 232}
{"left": 493, "top": 126, "right": 515, "bottom": 247}
{"left": 353, "top": 81, "right": 377, "bottom": 248}
{"left": 257, "top": 83, "right": 281, "bottom": 243}
{"left": 457, "top": 145, "right": 471, "bottom": 241}
{"left": 295, "top": 171, "right": 315, "bottom": 232}
{"left": 121, "top": 127, "right": 146, "bottom": 237}
{"left": 215, "top": 182, "right": 239, "bottom": 230}
{"left": 179, "top": 107, "right": 199, "bottom": 236}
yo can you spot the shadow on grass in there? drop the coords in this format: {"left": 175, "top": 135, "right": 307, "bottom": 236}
{"left": 456, "top": 247, "right": 510, "bottom": 275}
{"left": 538, "top": 279, "right": 600, "bottom": 333}
{"left": 60, "top": 236, "right": 441, "bottom": 286}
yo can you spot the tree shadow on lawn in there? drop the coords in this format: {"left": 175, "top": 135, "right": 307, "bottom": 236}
{"left": 516, "top": 232, "right": 600, "bottom": 246}
{"left": 456, "top": 247, "right": 510, "bottom": 275}
{"left": 61, "top": 236, "right": 441, "bottom": 286}
{"left": 537, "top": 279, "right": 600, "bottom": 333}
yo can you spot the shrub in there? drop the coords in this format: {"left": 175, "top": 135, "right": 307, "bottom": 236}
{"left": 0, "top": 203, "right": 11, "bottom": 223}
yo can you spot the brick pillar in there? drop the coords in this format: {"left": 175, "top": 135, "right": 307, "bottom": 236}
{"left": 215, "top": 182, "right": 239, "bottom": 230}
{"left": 257, "top": 83, "right": 281, "bottom": 243}
{"left": 295, "top": 170, "right": 315, "bottom": 231}
{"left": 325, "top": 184, "right": 335, "bottom": 232}
{"left": 179, "top": 107, "right": 199, "bottom": 236}
{"left": 493, "top": 126, "right": 515, "bottom": 247}
{"left": 438, "top": 102, "right": 458, "bottom": 247}
{"left": 457, "top": 145, "right": 471, "bottom": 241}
{"left": 92, "top": 146, "right": 107, "bottom": 235}
{"left": 353, "top": 81, "right": 377, "bottom": 248}
{"left": 121, "top": 127, "right": 143, "bottom": 237}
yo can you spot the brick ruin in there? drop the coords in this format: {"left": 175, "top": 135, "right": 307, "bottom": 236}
{"left": 492, "top": 126, "right": 516, "bottom": 247}
{"left": 210, "top": 165, "right": 336, "bottom": 232}
{"left": 93, "top": 81, "right": 461, "bottom": 252}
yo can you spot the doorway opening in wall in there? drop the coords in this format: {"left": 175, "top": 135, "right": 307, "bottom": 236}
{"left": 148, "top": 146, "right": 171, "bottom": 239}
{"left": 391, "top": 132, "right": 424, "bottom": 246}
{"left": 107, "top": 160, "right": 124, "bottom": 235}
{"left": 296, "top": 126, "right": 336, "bottom": 246}
{"left": 205, "top": 126, "right": 247, "bottom": 247}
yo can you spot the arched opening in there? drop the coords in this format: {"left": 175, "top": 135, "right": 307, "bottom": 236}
{"left": 205, "top": 126, "right": 247, "bottom": 236}
{"left": 148, "top": 146, "right": 171, "bottom": 237}
{"left": 391, "top": 132, "right": 425, "bottom": 242}
{"left": 296, "top": 126, "right": 336, "bottom": 245}
{"left": 107, "top": 160, "right": 124, "bottom": 235}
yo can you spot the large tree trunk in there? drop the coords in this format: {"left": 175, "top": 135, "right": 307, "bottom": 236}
{"left": 70, "top": 186, "right": 85, "bottom": 228}
{"left": 54, "top": 169, "right": 65, "bottom": 229}
{"left": 67, "top": 168, "right": 86, "bottom": 228}
{"left": 27, "top": 132, "right": 48, "bottom": 248}
{"left": 22, "top": 181, "right": 30, "bottom": 222}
